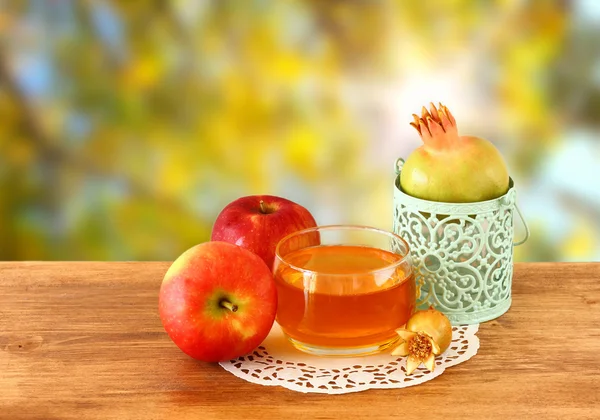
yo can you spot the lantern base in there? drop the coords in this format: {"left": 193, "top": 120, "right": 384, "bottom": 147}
{"left": 418, "top": 297, "right": 511, "bottom": 325}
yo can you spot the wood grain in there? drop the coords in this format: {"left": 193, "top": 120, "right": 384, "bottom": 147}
{"left": 1, "top": 262, "right": 599, "bottom": 420}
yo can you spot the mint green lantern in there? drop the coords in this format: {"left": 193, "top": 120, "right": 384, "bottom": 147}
{"left": 393, "top": 158, "right": 529, "bottom": 324}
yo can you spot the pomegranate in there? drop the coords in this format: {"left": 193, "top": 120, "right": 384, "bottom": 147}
{"left": 400, "top": 103, "right": 509, "bottom": 203}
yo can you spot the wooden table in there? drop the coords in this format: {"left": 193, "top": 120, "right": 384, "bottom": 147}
{"left": 1, "top": 262, "right": 599, "bottom": 419}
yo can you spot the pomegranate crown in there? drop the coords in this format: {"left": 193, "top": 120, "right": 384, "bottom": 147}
{"left": 410, "top": 102, "right": 458, "bottom": 148}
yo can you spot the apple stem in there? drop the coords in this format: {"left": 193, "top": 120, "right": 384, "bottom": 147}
{"left": 259, "top": 200, "right": 266, "bottom": 214}
{"left": 220, "top": 300, "right": 238, "bottom": 313}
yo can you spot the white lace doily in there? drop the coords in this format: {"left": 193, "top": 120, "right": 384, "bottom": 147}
{"left": 219, "top": 323, "right": 479, "bottom": 394}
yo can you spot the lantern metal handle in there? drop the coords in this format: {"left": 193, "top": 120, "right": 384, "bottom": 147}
{"left": 513, "top": 204, "right": 530, "bottom": 246}
{"left": 395, "top": 157, "right": 405, "bottom": 175}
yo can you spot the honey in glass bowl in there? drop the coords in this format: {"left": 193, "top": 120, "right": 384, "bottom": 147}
{"left": 273, "top": 226, "right": 415, "bottom": 357}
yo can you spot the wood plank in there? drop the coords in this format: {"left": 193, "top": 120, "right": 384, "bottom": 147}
{"left": 1, "top": 262, "right": 599, "bottom": 420}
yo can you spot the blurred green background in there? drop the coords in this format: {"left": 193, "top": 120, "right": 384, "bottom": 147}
{"left": 1, "top": 0, "right": 599, "bottom": 261}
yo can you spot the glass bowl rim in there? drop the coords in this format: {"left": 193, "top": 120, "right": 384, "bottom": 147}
{"left": 274, "top": 224, "right": 412, "bottom": 277}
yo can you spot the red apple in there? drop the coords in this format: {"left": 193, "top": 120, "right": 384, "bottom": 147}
{"left": 211, "top": 195, "right": 318, "bottom": 270}
{"left": 159, "top": 241, "right": 277, "bottom": 362}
